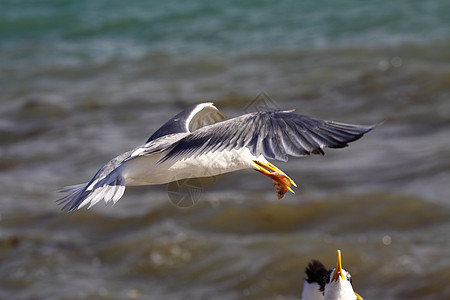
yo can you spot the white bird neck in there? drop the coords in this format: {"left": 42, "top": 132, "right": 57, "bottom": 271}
{"left": 301, "top": 282, "right": 324, "bottom": 300}
{"left": 324, "top": 278, "right": 356, "bottom": 300}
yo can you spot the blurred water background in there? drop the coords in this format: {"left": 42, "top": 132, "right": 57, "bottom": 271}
{"left": 1, "top": 0, "right": 450, "bottom": 299}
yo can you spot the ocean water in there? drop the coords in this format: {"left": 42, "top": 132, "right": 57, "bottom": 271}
{"left": 1, "top": 1, "right": 449, "bottom": 299}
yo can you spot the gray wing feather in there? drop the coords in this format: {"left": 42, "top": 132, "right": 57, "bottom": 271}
{"left": 157, "top": 110, "right": 375, "bottom": 164}
{"left": 146, "top": 102, "right": 226, "bottom": 142}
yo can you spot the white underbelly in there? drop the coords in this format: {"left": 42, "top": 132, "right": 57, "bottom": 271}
{"left": 122, "top": 148, "right": 267, "bottom": 186}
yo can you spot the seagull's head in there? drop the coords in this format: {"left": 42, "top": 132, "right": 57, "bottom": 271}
{"left": 324, "top": 250, "right": 363, "bottom": 300}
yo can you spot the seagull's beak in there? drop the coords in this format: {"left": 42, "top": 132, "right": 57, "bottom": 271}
{"left": 253, "top": 160, "right": 297, "bottom": 199}
{"left": 331, "top": 250, "right": 364, "bottom": 300}
{"left": 331, "top": 250, "right": 345, "bottom": 282}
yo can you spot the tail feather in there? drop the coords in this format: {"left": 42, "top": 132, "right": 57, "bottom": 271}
{"left": 82, "top": 186, "right": 106, "bottom": 209}
{"left": 58, "top": 171, "right": 126, "bottom": 212}
{"left": 57, "top": 184, "right": 91, "bottom": 212}
{"left": 112, "top": 186, "right": 126, "bottom": 204}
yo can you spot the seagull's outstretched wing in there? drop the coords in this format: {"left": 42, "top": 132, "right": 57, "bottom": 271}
{"left": 157, "top": 110, "right": 376, "bottom": 163}
{"left": 147, "top": 102, "right": 227, "bottom": 142}
{"left": 58, "top": 103, "right": 226, "bottom": 212}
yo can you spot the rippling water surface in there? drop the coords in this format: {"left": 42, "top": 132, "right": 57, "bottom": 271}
{"left": 1, "top": 1, "right": 449, "bottom": 299}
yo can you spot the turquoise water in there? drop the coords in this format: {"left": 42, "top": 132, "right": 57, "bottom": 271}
{"left": 1, "top": 1, "right": 449, "bottom": 71}
{"left": 1, "top": 1, "right": 450, "bottom": 299}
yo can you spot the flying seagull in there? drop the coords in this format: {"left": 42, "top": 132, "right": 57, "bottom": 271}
{"left": 301, "top": 251, "right": 363, "bottom": 300}
{"left": 58, "top": 102, "right": 377, "bottom": 211}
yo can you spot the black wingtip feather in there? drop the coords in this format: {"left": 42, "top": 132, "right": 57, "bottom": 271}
{"left": 305, "top": 260, "right": 328, "bottom": 284}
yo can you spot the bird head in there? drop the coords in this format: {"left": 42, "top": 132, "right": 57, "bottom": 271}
{"left": 325, "top": 250, "right": 363, "bottom": 300}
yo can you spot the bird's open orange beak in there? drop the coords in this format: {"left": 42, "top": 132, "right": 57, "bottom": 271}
{"left": 331, "top": 250, "right": 364, "bottom": 300}
{"left": 331, "top": 250, "right": 346, "bottom": 282}
{"left": 253, "top": 160, "right": 297, "bottom": 200}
